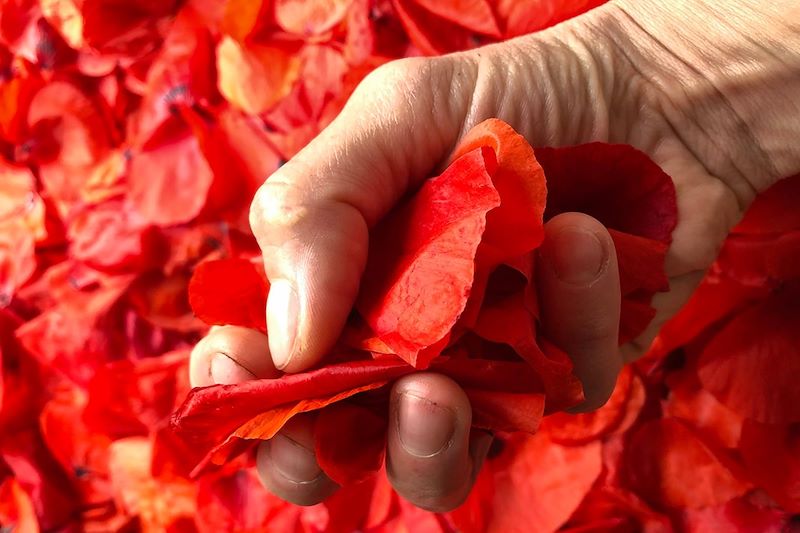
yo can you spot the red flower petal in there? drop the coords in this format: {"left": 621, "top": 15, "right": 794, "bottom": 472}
{"left": 188, "top": 258, "right": 269, "bottom": 333}
{"left": 732, "top": 174, "right": 800, "bottom": 235}
{"left": 274, "top": 0, "right": 353, "bottom": 37}
{"left": 716, "top": 231, "right": 800, "bottom": 286}
{"left": 0, "top": 427, "right": 81, "bottom": 531}
{"left": 622, "top": 419, "right": 750, "bottom": 509}
{"left": 219, "top": 0, "right": 269, "bottom": 41}
{"left": 663, "top": 366, "right": 743, "bottom": 449}
{"left": 227, "top": 381, "right": 385, "bottom": 443}
{"left": 128, "top": 120, "right": 215, "bottom": 226}
{"left": 609, "top": 229, "right": 669, "bottom": 295}
{"left": 451, "top": 118, "right": 547, "bottom": 267}
{"left": 697, "top": 287, "right": 800, "bottom": 424}
{"left": 216, "top": 37, "right": 300, "bottom": 115}
{"left": 493, "top": 0, "right": 608, "bottom": 38}
{"left": 767, "top": 232, "right": 800, "bottom": 280}
{"left": 81, "top": 0, "right": 179, "bottom": 56}
{"left": 183, "top": 107, "right": 281, "bottom": 224}
{"left": 0, "top": 478, "right": 40, "bottom": 532}
{"left": 538, "top": 143, "right": 677, "bottom": 243}
{"left": 471, "top": 290, "right": 583, "bottom": 410}
{"left": 542, "top": 366, "right": 640, "bottom": 445}
{"left": 652, "top": 274, "right": 767, "bottom": 360}
{"left": 195, "top": 467, "right": 326, "bottom": 533}
{"left": 175, "top": 356, "right": 552, "bottom": 472}
{"left": 681, "top": 495, "right": 792, "bottom": 533}
{"left": 411, "top": 0, "right": 501, "bottom": 37}
{"left": 106, "top": 437, "right": 197, "bottom": 530}
{"left": 392, "top": 0, "right": 481, "bottom": 55}
{"left": 315, "top": 403, "right": 388, "bottom": 485}
{"left": 172, "top": 358, "right": 410, "bottom": 454}
{"left": 740, "top": 420, "right": 800, "bottom": 513}
{"left": 465, "top": 389, "right": 544, "bottom": 433}
{"left": 565, "top": 487, "right": 672, "bottom": 533}
{"left": 68, "top": 199, "right": 163, "bottom": 273}
{"left": 356, "top": 146, "right": 501, "bottom": 368}
{"left": 452, "top": 433, "right": 603, "bottom": 533}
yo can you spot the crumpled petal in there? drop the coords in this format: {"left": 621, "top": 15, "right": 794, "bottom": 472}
{"left": 451, "top": 432, "right": 603, "bottom": 533}
{"left": 622, "top": 419, "right": 750, "bottom": 509}
{"left": 216, "top": 37, "right": 300, "bottom": 115}
{"left": 188, "top": 258, "right": 269, "bottom": 333}
{"left": 356, "top": 146, "right": 501, "bottom": 367}
{"left": 740, "top": 420, "right": 800, "bottom": 513}
{"left": 697, "top": 287, "right": 800, "bottom": 424}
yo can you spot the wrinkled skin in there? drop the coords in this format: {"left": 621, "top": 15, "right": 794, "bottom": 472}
{"left": 190, "top": 0, "right": 800, "bottom": 511}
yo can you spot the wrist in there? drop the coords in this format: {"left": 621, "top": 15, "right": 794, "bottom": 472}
{"left": 593, "top": 0, "right": 800, "bottom": 193}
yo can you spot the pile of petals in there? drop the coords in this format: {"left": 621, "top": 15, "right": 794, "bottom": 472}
{"left": 172, "top": 118, "right": 677, "bottom": 485}
{"left": 0, "top": 0, "right": 798, "bottom": 531}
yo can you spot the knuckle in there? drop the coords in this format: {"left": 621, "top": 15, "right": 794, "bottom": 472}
{"left": 359, "top": 57, "right": 428, "bottom": 92}
{"left": 249, "top": 178, "right": 312, "bottom": 240}
{"left": 350, "top": 57, "right": 434, "bottom": 111}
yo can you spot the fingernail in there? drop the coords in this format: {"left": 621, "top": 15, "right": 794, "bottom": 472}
{"left": 545, "top": 227, "right": 607, "bottom": 285}
{"left": 210, "top": 352, "right": 256, "bottom": 385}
{"left": 397, "top": 392, "right": 456, "bottom": 457}
{"left": 267, "top": 434, "right": 322, "bottom": 483}
{"left": 267, "top": 280, "right": 298, "bottom": 370}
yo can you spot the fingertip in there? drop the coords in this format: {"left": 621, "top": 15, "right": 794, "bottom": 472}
{"left": 189, "top": 326, "right": 279, "bottom": 387}
{"left": 391, "top": 374, "right": 472, "bottom": 457}
{"left": 256, "top": 417, "right": 338, "bottom": 506}
{"left": 541, "top": 212, "right": 614, "bottom": 286}
{"left": 539, "top": 212, "right": 622, "bottom": 411}
{"left": 387, "top": 374, "right": 475, "bottom": 512}
{"left": 261, "top": 201, "right": 369, "bottom": 374}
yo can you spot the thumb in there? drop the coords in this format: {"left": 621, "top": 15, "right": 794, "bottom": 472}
{"left": 249, "top": 58, "right": 471, "bottom": 372}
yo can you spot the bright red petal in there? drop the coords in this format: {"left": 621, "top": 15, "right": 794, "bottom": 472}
{"left": 452, "top": 118, "right": 547, "bottom": 267}
{"left": 315, "top": 403, "right": 387, "bottom": 485}
{"left": 493, "top": 0, "right": 608, "bottom": 38}
{"left": 542, "top": 366, "right": 640, "bottom": 445}
{"left": 732, "top": 174, "right": 800, "bottom": 235}
{"left": 171, "top": 358, "right": 410, "bottom": 457}
{"left": 392, "top": 0, "right": 479, "bottom": 55}
{"left": 663, "top": 367, "right": 743, "bottom": 449}
{"left": 538, "top": 143, "right": 677, "bottom": 243}
{"left": 453, "top": 433, "right": 602, "bottom": 533}
{"left": 697, "top": 287, "right": 800, "bottom": 424}
{"left": 412, "top": 0, "right": 501, "bottom": 37}
{"left": 465, "top": 389, "right": 544, "bottom": 433}
{"left": 740, "top": 420, "right": 800, "bottom": 513}
{"left": 681, "top": 494, "right": 792, "bottom": 533}
{"left": 356, "top": 146, "right": 501, "bottom": 367}
{"left": 128, "top": 121, "right": 215, "bottom": 226}
{"left": 188, "top": 258, "right": 269, "bottom": 333}
{"left": 622, "top": 419, "right": 750, "bottom": 509}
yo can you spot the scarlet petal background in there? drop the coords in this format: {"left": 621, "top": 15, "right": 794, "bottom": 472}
{"left": 0, "top": 0, "right": 798, "bottom": 532}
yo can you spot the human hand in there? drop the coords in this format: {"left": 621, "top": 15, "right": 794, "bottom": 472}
{"left": 189, "top": 0, "right": 800, "bottom": 511}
